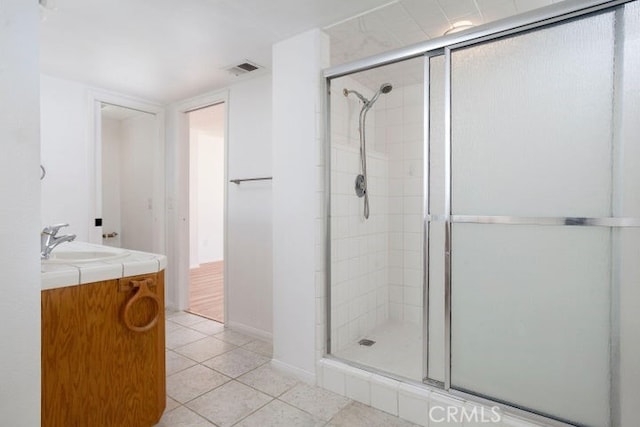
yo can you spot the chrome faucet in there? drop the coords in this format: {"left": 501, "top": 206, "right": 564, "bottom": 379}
{"left": 41, "top": 223, "right": 76, "bottom": 260}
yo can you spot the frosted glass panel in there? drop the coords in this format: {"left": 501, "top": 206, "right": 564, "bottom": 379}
{"left": 451, "top": 224, "right": 610, "bottom": 426}
{"left": 619, "top": 227, "right": 640, "bottom": 427}
{"left": 451, "top": 13, "right": 615, "bottom": 217}
{"left": 449, "top": 10, "right": 618, "bottom": 427}
{"left": 620, "top": 1, "right": 640, "bottom": 218}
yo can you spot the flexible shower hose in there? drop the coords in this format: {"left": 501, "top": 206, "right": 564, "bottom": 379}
{"left": 359, "top": 106, "right": 370, "bottom": 219}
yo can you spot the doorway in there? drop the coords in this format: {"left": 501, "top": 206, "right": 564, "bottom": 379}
{"left": 101, "top": 103, "right": 157, "bottom": 251}
{"left": 187, "top": 103, "right": 226, "bottom": 322}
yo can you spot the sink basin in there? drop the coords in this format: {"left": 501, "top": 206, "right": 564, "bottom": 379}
{"left": 44, "top": 249, "right": 130, "bottom": 263}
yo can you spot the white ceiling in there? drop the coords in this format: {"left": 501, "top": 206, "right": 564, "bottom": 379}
{"left": 325, "top": 0, "right": 564, "bottom": 65}
{"left": 40, "top": 0, "right": 563, "bottom": 105}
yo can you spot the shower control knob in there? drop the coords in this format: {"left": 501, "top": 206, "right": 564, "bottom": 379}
{"left": 355, "top": 174, "right": 367, "bottom": 198}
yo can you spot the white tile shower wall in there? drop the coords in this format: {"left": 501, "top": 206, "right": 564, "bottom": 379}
{"left": 330, "top": 76, "right": 389, "bottom": 352}
{"left": 330, "top": 145, "right": 389, "bottom": 351}
{"left": 374, "top": 82, "right": 424, "bottom": 324}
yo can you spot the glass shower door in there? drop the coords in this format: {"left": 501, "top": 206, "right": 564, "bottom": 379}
{"left": 447, "top": 10, "right": 619, "bottom": 427}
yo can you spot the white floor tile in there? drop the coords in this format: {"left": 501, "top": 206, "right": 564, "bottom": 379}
{"left": 242, "top": 339, "right": 273, "bottom": 357}
{"left": 166, "top": 350, "right": 198, "bottom": 376}
{"left": 280, "top": 383, "right": 351, "bottom": 421}
{"left": 235, "top": 399, "right": 325, "bottom": 427}
{"left": 237, "top": 364, "right": 299, "bottom": 397}
{"left": 203, "top": 348, "right": 269, "bottom": 378}
{"left": 165, "top": 320, "right": 183, "bottom": 333}
{"left": 186, "top": 380, "right": 272, "bottom": 427}
{"left": 173, "top": 336, "right": 236, "bottom": 362}
{"left": 187, "top": 319, "right": 225, "bottom": 336}
{"left": 166, "top": 364, "right": 230, "bottom": 404}
{"left": 214, "top": 330, "right": 255, "bottom": 346}
{"left": 166, "top": 327, "right": 208, "bottom": 350}
{"left": 154, "top": 406, "right": 215, "bottom": 427}
{"left": 165, "top": 396, "right": 181, "bottom": 412}
{"left": 169, "top": 312, "right": 210, "bottom": 327}
{"left": 159, "top": 312, "right": 443, "bottom": 427}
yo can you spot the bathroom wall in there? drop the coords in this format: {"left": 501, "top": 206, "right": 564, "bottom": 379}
{"left": 167, "top": 73, "right": 273, "bottom": 334}
{"left": 40, "top": 75, "right": 93, "bottom": 240}
{"left": 0, "top": 0, "right": 41, "bottom": 423}
{"left": 225, "top": 76, "right": 273, "bottom": 336}
{"left": 272, "top": 29, "right": 330, "bottom": 380}
{"left": 40, "top": 75, "right": 163, "bottom": 250}
{"left": 330, "top": 76, "right": 389, "bottom": 352}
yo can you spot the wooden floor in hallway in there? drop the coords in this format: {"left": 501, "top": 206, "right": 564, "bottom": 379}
{"left": 188, "top": 261, "right": 224, "bottom": 323}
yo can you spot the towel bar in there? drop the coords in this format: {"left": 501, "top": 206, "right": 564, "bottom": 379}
{"left": 230, "top": 177, "right": 272, "bottom": 184}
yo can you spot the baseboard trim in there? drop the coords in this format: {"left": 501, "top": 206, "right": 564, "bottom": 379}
{"left": 226, "top": 320, "right": 273, "bottom": 341}
{"left": 271, "top": 359, "right": 316, "bottom": 385}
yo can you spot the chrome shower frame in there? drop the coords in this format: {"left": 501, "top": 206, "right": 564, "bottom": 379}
{"left": 324, "top": 1, "right": 636, "bottom": 426}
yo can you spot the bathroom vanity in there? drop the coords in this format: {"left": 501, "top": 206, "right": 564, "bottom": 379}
{"left": 41, "top": 242, "right": 167, "bottom": 427}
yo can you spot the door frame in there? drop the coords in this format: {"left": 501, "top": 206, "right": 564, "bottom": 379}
{"left": 170, "top": 90, "right": 230, "bottom": 317}
{"left": 88, "top": 89, "right": 166, "bottom": 253}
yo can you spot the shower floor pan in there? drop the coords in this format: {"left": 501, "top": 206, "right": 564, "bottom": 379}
{"left": 333, "top": 320, "right": 422, "bottom": 381}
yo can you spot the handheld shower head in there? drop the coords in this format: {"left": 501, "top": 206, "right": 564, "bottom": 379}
{"left": 380, "top": 83, "right": 393, "bottom": 94}
{"left": 343, "top": 83, "right": 393, "bottom": 108}
{"left": 342, "top": 82, "right": 393, "bottom": 220}
{"left": 368, "top": 82, "right": 393, "bottom": 107}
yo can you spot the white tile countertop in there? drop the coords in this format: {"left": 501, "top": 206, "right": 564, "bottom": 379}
{"left": 41, "top": 241, "right": 167, "bottom": 290}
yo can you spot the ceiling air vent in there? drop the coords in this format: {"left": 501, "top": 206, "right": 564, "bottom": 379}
{"left": 225, "top": 60, "right": 262, "bottom": 76}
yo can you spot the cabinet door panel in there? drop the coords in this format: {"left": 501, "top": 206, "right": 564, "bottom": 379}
{"left": 42, "top": 272, "right": 165, "bottom": 427}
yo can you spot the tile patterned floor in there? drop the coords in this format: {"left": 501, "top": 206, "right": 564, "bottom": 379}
{"left": 156, "top": 311, "right": 419, "bottom": 427}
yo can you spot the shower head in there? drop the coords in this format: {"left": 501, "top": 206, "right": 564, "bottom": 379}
{"left": 379, "top": 83, "right": 393, "bottom": 94}
{"left": 368, "top": 82, "right": 393, "bottom": 107}
{"left": 343, "top": 83, "right": 393, "bottom": 108}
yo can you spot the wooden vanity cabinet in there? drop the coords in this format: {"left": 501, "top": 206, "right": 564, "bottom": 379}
{"left": 42, "top": 271, "right": 166, "bottom": 427}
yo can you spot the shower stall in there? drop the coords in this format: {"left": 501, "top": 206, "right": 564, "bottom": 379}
{"left": 329, "top": 56, "right": 426, "bottom": 381}
{"left": 325, "top": 1, "right": 640, "bottom": 426}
